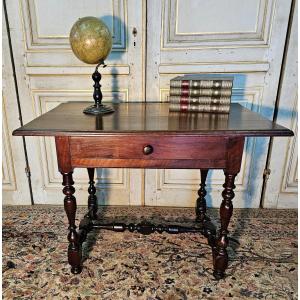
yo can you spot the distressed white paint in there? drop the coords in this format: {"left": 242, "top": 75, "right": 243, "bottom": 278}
{"left": 263, "top": 1, "right": 298, "bottom": 208}
{"left": 176, "top": 0, "right": 261, "bottom": 34}
{"left": 4, "top": 0, "right": 145, "bottom": 205}
{"left": 2, "top": 9, "right": 31, "bottom": 205}
{"left": 21, "top": 0, "right": 126, "bottom": 49}
{"left": 163, "top": 0, "right": 273, "bottom": 48}
{"left": 145, "top": 0, "right": 293, "bottom": 208}
{"left": 3, "top": 0, "right": 296, "bottom": 208}
{"left": 33, "top": 0, "right": 115, "bottom": 38}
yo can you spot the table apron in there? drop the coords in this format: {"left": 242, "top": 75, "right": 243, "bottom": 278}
{"left": 55, "top": 136, "right": 245, "bottom": 174}
{"left": 71, "top": 158, "right": 227, "bottom": 169}
{"left": 70, "top": 135, "right": 227, "bottom": 159}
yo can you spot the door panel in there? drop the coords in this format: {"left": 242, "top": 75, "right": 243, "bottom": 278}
{"left": 3, "top": 9, "right": 31, "bottom": 205}
{"left": 263, "top": 1, "right": 298, "bottom": 208}
{"left": 5, "top": 0, "right": 145, "bottom": 205}
{"left": 3, "top": 0, "right": 295, "bottom": 208}
{"left": 145, "top": 0, "right": 292, "bottom": 208}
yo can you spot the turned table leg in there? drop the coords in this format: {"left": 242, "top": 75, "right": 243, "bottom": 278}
{"left": 196, "top": 169, "right": 209, "bottom": 222}
{"left": 62, "top": 172, "right": 82, "bottom": 274}
{"left": 87, "top": 168, "right": 98, "bottom": 219}
{"left": 213, "top": 172, "right": 237, "bottom": 279}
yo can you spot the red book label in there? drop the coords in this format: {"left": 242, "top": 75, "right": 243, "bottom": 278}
{"left": 180, "top": 103, "right": 188, "bottom": 112}
{"left": 180, "top": 96, "right": 188, "bottom": 105}
{"left": 181, "top": 90, "right": 189, "bottom": 97}
{"left": 181, "top": 80, "right": 189, "bottom": 88}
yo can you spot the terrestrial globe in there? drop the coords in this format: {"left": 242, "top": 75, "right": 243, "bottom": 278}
{"left": 69, "top": 16, "right": 114, "bottom": 114}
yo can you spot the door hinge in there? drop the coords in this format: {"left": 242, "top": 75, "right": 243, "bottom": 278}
{"left": 25, "top": 166, "right": 31, "bottom": 178}
{"left": 263, "top": 168, "right": 271, "bottom": 180}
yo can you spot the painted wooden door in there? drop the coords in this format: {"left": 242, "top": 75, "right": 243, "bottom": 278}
{"left": 3, "top": 9, "right": 32, "bottom": 205}
{"left": 3, "top": 0, "right": 296, "bottom": 208}
{"left": 263, "top": 0, "right": 298, "bottom": 208}
{"left": 145, "top": 0, "right": 293, "bottom": 208}
{"left": 4, "top": 0, "right": 145, "bottom": 205}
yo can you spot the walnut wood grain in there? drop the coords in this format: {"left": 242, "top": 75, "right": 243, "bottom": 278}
{"left": 226, "top": 137, "right": 245, "bottom": 173}
{"left": 71, "top": 158, "right": 227, "bottom": 169}
{"left": 87, "top": 168, "right": 97, "bottom": 219}
{"left": 62, "top": 172, "right": 82, "bottom": 274}
{"left": 196, "top": 169, "right": 209, "bottom": 222}
{"left": 70, "top": 136, "right": 227, "bottom": 160}
{"left": 55, "top": 136, "right": 72, "bottom": 173}
{"left": 13, "top": 101, "right": 294, "bottom": 279}
{"left": 213, "top": 172, "right": 237, "bottom": 279}
{"left": 13, "top": 102, "right": 293, "bottom": 137}
{"left": 212, "top": 137, "right": 244, "bottom": 279}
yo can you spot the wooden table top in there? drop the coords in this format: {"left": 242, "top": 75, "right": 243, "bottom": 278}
{"left": 13, "top": 102, "right": 293, "bottom": 137}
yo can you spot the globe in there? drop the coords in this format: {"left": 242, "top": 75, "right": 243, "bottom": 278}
{"left": 69, "top": 16, "right": 113, "bottom": 64}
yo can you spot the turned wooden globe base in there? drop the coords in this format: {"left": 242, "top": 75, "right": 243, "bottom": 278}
{"left": 83, "top": 104, "right": 114, "bottom": 115}
{"left": 83, "top": 63, "right": 114, "bottom": 115}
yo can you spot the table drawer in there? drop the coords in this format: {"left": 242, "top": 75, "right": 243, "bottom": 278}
{"left": 70, "top": 136, "right": 227, "bottom": 161}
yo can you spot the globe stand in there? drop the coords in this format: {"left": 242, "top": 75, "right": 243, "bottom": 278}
{"left": 83, "top": 61, "right": 114, "bottom": 115}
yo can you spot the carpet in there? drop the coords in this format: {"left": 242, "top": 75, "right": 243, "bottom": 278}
{"left": 2, "top": 206, "right": 298, "bottom": 299}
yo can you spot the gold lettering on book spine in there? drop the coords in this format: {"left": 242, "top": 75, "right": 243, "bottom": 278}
{"left": 169, "top": 88, "right": 232, "bottom": 97}
{"left": 169, "top": 103, "right": 230, "bottom": 114}
{"left": 170, "top": 80, "right": 233, "bottom": 89}
{"left": 168, "top": 96, "right": 231, "bottom": 106}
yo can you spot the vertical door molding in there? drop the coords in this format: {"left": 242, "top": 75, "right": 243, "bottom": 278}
{"left": 3, "top": 5, "right": 31, "bottom": 204}
{"left": 5, "top": 0, "right": 146, "bottom": 205}
{"left": 145, "top": 0, "right": 293, "bottom": 208}
{"left": 263, "top": 0, "right": 298, "bottom": 208}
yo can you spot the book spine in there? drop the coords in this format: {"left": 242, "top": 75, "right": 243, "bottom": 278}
{"left": 170, "top": 79, "right": 233, "bottom": 89}
{"left": 169, "top": 88, "right": 232, "bottom": 97}
{"left": 169, "top": 96, "right": 231, "bottom": 106}
{"left": 169, "top": 103, "right": 230, "bottom": 113}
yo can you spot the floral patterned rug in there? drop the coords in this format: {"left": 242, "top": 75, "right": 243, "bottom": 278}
{"left": 2, "top": 206, "right": 297, "bottom": 299}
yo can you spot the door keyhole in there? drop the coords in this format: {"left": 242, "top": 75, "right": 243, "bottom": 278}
{"left": 132, "top": 27, "right": 137, "bottom": 47}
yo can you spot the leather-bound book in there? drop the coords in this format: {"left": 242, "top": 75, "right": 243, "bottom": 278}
{"left": 169, "top": 96, "right": 231, "bottom": 106}
{"left": 169, "top": 88, "right": 232, "bottom": 97}
{"left": 169, "top": 103, "right": 230, "bottom": 113}
{"left": 170, "top": 75, "right": 234, "bottom": 89}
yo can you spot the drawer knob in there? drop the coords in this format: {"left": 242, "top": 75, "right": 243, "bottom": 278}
{"left": 143, "top": 145, "right": 153, "bottom": 155}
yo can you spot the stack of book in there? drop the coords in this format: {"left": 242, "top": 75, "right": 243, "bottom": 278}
{"left": 168, "top": 75, "right": 234, "bottom": 113}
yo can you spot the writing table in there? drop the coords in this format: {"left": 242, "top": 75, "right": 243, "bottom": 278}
{"left": 13, "top": 102, "right": 293, "bottom": 279}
